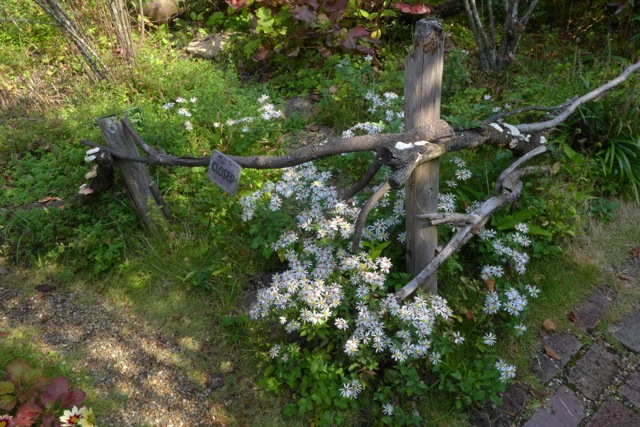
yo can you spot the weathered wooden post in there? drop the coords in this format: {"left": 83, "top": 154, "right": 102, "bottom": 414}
{"left": 97, "top": 116, "right": 170, "bottom": 231}
{"left": 405, "top": 19, "right": 444, "bottom": 294}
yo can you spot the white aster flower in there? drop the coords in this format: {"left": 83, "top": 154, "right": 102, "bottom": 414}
{"left": 382, "top": 403, "right": 394, "bottom": 416}
{"left": 429, "top": 351, "right": 442, "bottom": 365}
{"left": 514, "top": 323, "right": 527, "bottom": 335}
{"left": 335, "top": 317, "right": 349, "bottom": 330}
{"left": 525, "top": 284, "right": 541, "bottom": 298}
{"left": 453, "top": 331, "right": 465, "bottom": 344}
{"left": 455, "top": 168, "right": 472, "bottom": 181}
{"left": 344, "top": 338, "right": 360, "bottom": 356}
{"left": 269, "top": 344, "right": 281, "bottom": 359}
{"left": 483, "top": 332, "right": 497, "bottom": 346}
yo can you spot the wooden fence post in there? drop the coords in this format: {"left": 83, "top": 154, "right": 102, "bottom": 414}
{"left": 405, "top": 18, "right": 444, "bottom": 294}
{"left": 97, "top": 116, "right": 170, "bottom": 231}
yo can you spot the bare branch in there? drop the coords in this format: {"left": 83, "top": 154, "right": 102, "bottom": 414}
{"left": 351, "top": 181, "right": 392, "bottom": 252}
{"left": 80, "top": 119, "right": 454, "bottom": 169}
{"left": 416, "top": 212, "right": 479, "bottom": 226}
{"left": 395, "top": 156, "right": 551, "bottom": 301}
{"left": 516, "top": 61, "right": 640, "bottom": 133}
{"left": 495, "top": 145, "right": 546, "bottom": 192}
{"left": 340, "top": 159, "right": 384, "bottom": 201}
{"left": 122, "top": 117, "right": 160, "bottom": 156}
{"left": 483, "top": 96, "right": 577, "bottom": 123}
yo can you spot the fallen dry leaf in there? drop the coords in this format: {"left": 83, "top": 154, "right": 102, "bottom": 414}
{"left": 542, "top": 319, "right": 556, "bottom": 333}
{"left": 465, "top": 309, "right": 474, "bottom": 321}
{"left": 503, "top": 409, "right": 517, "bottom": 417}
{"left": 544, "top": 345, "right": 562, "bottom": 361}
{"left": 35, "top": 284, "right": 57, "bottom": 293}
{"left": 619, "top": 274, "right": 632, "bottom": 282}
{"left": 484, "top": 278, "right": 495, "bottom": 292}
{"left": 0, "top": 331, "right": 9, "bottom": 339}
{"left": 568, "top": 310, "right": 579, "bottom": 323}
{"left": 530, "top": 387, "right": 549, "bottom": 399}
{"left": 38, "top": 196, "right": 62, "bottom": 203}
{"left": 631, "top": 247, "right": 639, "bottom": 260}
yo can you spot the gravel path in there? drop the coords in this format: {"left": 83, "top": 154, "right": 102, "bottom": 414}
{"left": 0, "top": 267, "right": 243, "bottom": 426}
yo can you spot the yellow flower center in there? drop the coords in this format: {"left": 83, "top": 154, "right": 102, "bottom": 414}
{"left": 71, "top": 416, "right": 79, "bottom": 423}
{"left": 0, "top": 421, "right": 7, "bottom": 427}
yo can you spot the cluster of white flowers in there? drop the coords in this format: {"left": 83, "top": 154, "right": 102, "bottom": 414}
{"left": 478, "top": 223, "right": 540, "bottom": 341}
{"left": 365, "top": 90, "right": 400, "bottom": 114}
{"left": 480, "top": 264, "right": 504, "bottom": 280}
{"left": 243, "top": 163, "right": 461, "bottom": 365}
{"left": 340, "top": 378, "right": 363, "bottom": 399}
{"left": 341, "top": 90, "right": 403, "bottom": 138}
{"left": 223, "top": 95, "right": 284, "bottom": 131}
{"left": 495, "top": 359, "right": 517, "bottom": 382}
{"left": 162, "top": 96, "right": 197, "bottom": 131}
{"left": 438, "top": 193, "right": 456, "bottom": 213}
{"left": 341, "top": 121, "right": 385, "bottom": 138}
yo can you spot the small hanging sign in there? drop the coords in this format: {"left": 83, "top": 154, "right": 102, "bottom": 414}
{"left": 208, "top": 150, "right": 242, "bottom": 196}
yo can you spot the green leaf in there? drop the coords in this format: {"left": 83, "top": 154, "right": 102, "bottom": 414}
{"left": 264, "top": 377, "right": 280, "bottom": 392}
{"left": 0, "top": 381, "right": 15, "bottom": 395}
{"left": 6, "top": 359, "right": 31, "bottom": 382}
{"left": 283, "top": 403, "right": 297, "bottom": 417}
{"left": 0, "top": 394, "right": 16, "bottom": 412}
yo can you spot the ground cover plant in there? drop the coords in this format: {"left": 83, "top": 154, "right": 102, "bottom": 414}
{"left": 1, "top": 0, "right": 639, "bottom": 425}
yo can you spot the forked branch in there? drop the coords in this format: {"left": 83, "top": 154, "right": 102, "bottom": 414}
{"left": 395, "top": 149, "right": 550, "bottom": 301}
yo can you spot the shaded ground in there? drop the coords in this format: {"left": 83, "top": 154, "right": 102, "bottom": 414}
{"left": 0, "top": 265, "right": 280, "bottom": 426}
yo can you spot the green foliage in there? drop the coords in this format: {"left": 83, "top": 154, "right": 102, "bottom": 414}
{"left": 551, "top": 62, "right": 640, "bottom": 202}
{"left": 0, "top": 359, "right": 89, "bottom": 426}
{"left": 221, "top": 0, "right": 393, "bottom": 63}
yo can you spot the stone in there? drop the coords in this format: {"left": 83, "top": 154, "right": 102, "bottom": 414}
{"left": 532, "top": 332, "right": 583, "bottom": 383}
{"left": 611, "top": 308, "right": 640, "bottom": 352}
{"left": 142, "top": 0, "right": 183, "bottom": 24}
{"left": 573, "top": 290, "right": 616, "bottom": 331}
{"left": 619, "top": 367, "right": 640, "bottom": 407}
{"left": 186, "top": 33, "right": 233, "bottom": 60}
{"left": 567, "top": 343, "right": 619, "bottom": 400}
{"left": 585, "top": 399, "right": 640, "bottom": 427}
{"left": 521, "top": 386, "right": 586, "bottom": 427}
{"left": 284, "top": 97, "right": 316, "bottom": 118}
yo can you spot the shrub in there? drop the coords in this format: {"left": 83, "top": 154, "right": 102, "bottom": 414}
{"left": 0, "top": 359, "right": 94, "bottom": 427}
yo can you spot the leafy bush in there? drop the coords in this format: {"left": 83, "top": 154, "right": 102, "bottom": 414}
{"left": 239, "top": 153, "right": 543, "bottom": 424}
{"left": 218, "top": 0, "right": 411, "bottom": 63}
{"left": 0, "top": 359, "right": 94, "bottom": 427}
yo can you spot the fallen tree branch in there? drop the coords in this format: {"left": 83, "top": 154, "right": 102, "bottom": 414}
{"left": 395, "top": 149, "right": 550, "bottom": 301}
{"left": 82, "top": 120, "right": 454, "bottom": 169}
{"left": 495, "top": 145, "right": 546, "bottom": 192}
{"left": 417, "top": 212, "right": 479, "bottom": 226}
{"left": 79, "top": 60, "right": 640, "bottom": 188}
{"left": 483, "top": 96, "right": 578, "bottom": 123}
{"left": 514, "top": 61, "right": 640, "bottom": 133}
